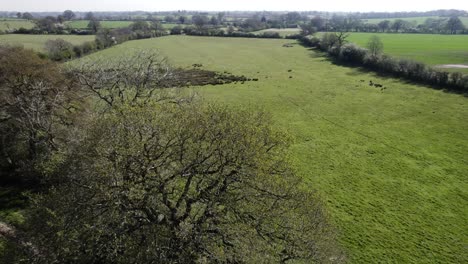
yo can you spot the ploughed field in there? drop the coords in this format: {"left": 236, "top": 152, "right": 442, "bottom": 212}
{"left": 72, "top": 36, "right": 468, "bottom": 263}
{"left": 0, "top": 34, "right": 95, "bottom": 51}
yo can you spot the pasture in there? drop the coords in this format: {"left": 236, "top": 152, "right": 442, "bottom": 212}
{"left": 0, "top": 19, "right": 35, "bottom": 31}
{"left": 362, "top": 16, "right": 468, "bottom": 27}
{"left": 79, "top": 36, "right": 468, "bottom": 263}
{"left": 66, "top": 20, "right": 133, "bottom": 29}
{"left": 0, "top": 34, "right": 95, "bottom": 51}
{"left": 65, "top": 20, "right": 178, "bottom": 29}
{"left": 346, "top": 33, "right": 468, "bottom": 69}
{"left": 252, "top": 28, "right": 301, "bottom": 37}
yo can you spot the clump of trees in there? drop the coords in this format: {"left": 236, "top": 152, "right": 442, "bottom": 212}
{"left": 1, "top": 48, "right": 346, "bottom": 263}
{"left": 0, "top": 46, "right": 79, "bottom": 184}
{"left": 44, "top": 39, "right": 75, "bottom": 61}
{"left": 301, "top": 15, "right": 467, "bottom": 35}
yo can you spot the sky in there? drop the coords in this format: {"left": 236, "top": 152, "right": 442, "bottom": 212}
{"left": 2, "top": 0, "right": 468, "bottom": 12}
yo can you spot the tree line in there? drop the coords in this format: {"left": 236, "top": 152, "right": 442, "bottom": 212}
{"left": 4, "top": 9, "right": 467, "bottom": 36}
{"left": 298, "top": 34, "right": 468, "bottom": 93}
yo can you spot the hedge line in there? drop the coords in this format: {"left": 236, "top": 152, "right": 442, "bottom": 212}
{"left": 298, "top": 34, "right": 468, "bottom": 93}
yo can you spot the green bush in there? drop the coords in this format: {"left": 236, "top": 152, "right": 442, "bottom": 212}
{"left": 338, "top": 43, "right": 368, "bottom": 64}
{"left": 44, "top": 38, "right": 75, "bottom": 61}
{"left": 170, "top": 25, "right": 183, "bottom": 35}
{"left": 81, "top": 41, "right": 97, "bottom": 54}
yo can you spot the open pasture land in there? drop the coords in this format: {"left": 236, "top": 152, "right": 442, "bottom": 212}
{"left": 0, "top": 19, "right": 35, "bottom": 31}
{"left": 347, "top": 33, "right": 468, "bottom": 68}
{"left": 0, "top": 34, "right": 95, "bottom": 51}
{"left": 362, "top": 16, "right": 468, "bottom": 27}
{"left": 66, "top": 20, "right": 134, "bottom": 29}
{"left": 81, "top": 36, "right": 468, "bottom": 263}
{"left": 252, "top": 28, "right": 301, "bottom": 37}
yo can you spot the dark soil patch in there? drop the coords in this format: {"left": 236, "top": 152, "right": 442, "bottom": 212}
{"left": 159, "top": 68, "right": 253, "bottom": 88}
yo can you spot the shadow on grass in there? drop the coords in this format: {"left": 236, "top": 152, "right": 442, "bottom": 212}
{"left": 311, "top": 51, "right": 468, "bottom": 96}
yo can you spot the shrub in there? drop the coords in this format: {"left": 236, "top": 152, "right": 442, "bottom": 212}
{"left": 80, "top": 41, "right": 97, "bottom": 54}
{"left": 72, "top": 45, "right": 83, "bottom": 57}
{"left": 44, "top": 38, "right": 75, "bottom": 61}
{"left": 339, "top": 43, "right": 368, "bottom": 64}
{"left": 319, "top": 33, "right": 339, "bottom": 51}
{"left": 170, "top": 25, "right": 183, "bottom": 35}
{"left": 327, "top": 46, "right": 341, "bottom": 57}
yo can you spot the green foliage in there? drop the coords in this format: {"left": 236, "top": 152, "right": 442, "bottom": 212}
{"left": 363, "top": 16, "right": 468, "bottom": 27}
{"left": 130, "top": 21, "right": 150, "bottom": 31}
{"left": 446, "top": 16, "right": 466, "bottom": 34}
{"left": 339, "top": 43, "right": 368, "bottom": 63}
{"left": 87, "top": 19, "right": 101, "bottom": 33}
{"left": 44, "top": 38, "right": 75, "bottom": 61}
{"left": 62, "top": 10, "right": 75, "bottom": 21}
{"left": 21, "top": 101, "right": 343, "bottom": 263}
{"left": 0, "top": 46, "right": 78, "bottom": 184}
{"left": 170, "top": 25, "right": 183, "bottom": 35}
{"left": 366, "top": 35, "right": 383, "bottom": 56}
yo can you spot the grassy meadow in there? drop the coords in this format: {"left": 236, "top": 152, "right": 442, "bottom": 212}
{"left": 253, "top": 28, "right": 301, "bottom": 37}
{"left": 346, "top": 33, "right": 468, "bottom": 67}
{"left": 65, "top": 20, "right": 178, "bottom": 29}
{"left": 0, "top": 34, "right": 95, "bottom": 51}
{"left": 66, "top": 20, "right": 133, "bottom": 29}
{"left": 77, "top": 36, "right": 468, "bottom": 263}
{"left": 0, "top": 19, "right": 35, "bottom": 31}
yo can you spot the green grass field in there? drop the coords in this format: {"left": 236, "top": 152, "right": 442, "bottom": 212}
{"left": 66, "top": 20, "right": 134, "bottom": 29}
{"left": 253, "top": 28, "right": 301, "bottom": 37}
{"left": 66, "top": 20, "right": 178, "bottom": 30}
{"left": 0, "top": 34, "right": 95, "bottom": 51}
{"left": 362, "top": 16, "right": 468, "bottom": 27}
{"left": 78, "top": 36, "right": 468, "bottom": 263}
{"left": 0, "top": 19, "right": 35, "bottom": 31}
{"left": 346, "top": 33, "right": 468, "bottom": 67}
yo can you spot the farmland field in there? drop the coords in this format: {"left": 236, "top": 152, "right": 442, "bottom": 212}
{"left": 66, "top": 20, "right": 134, "bottom": 29}
{"left": 66, "top": 20, "right": 178, "bottom": 29}
{"left": 78, "top": 36, "right": 468, "bottom": 263}
{"left": 253, "top": 28, "right": 301, "bottom": 37}
{"left": 0, "top": 19, "right": 35, "bottom": 31}
{"left": 346, "top": 33, "right": 468, "bottom": 70}
{"left": 362, "top": 16, "right": 468, "bottom": 27}
{"left": 0, "top": 34, "right": 95, "bottom": 51}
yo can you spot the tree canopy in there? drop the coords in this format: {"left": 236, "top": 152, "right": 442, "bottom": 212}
{"left": 1, "top": 50, "right": 344, "bottom": 263}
